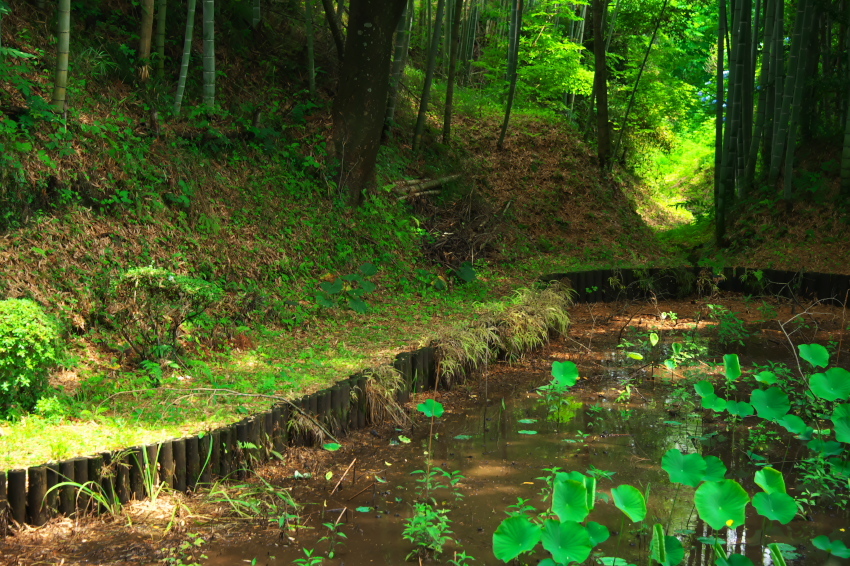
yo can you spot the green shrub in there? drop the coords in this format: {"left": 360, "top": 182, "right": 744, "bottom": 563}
{"left": 0, "top": 299, "right": 60, "bottom": 418}
{"left": 107, "top": 267, "right": 224, "bottom": 362}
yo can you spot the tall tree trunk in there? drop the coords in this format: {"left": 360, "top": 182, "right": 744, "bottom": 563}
{"left": 305, "top": 0, "right": 316, "bottom": 96}
{"left": 202, "top": 0, "right": 215, "bottom": 108}
{"left": 744, "top": 0, "right": 774, "bottom": 193}
{"left": 332, "top": 0, "right": 408, "bottom": 205}
{"left": 174, "top": 0, "right": 197, "bottom": 114}
{"left": 384, "top": 0, "right": 413, "bottom": 136}
{"left": 612, "top": 0, "right": 669, "bottom": 166}
{"left": 496, "top": 0, "right": 522, "bottom": 149}
{"left": 155, "top": 0, "right": 167, "bottom": 77}
{"left": 139, "top": 0, "right": 156, "bottom": 80}
{"left": 252, "top": 0, "right": 261, "bottom": 28}
{"left": 412, "top": 0, "right": 447, "bottom": 153}
{"left": 320, "top": 0, "right": 346, "bottom": 60}
{"left": 783, "top": 0, "right": 816, "bottom": 200}
{"left": 715, "top": 0, "right": 727, "bottom": 246}
{"left": 768, "top": 0, "right": 809, "bottom": 185}
{"left": 842, "top": 33, "right": 850, "bottom": 198}
{"left": 592, "top": 0, "right": 610, "bottom": 170}
{"left": 51, "top": 0, "right": 71, "bottom": 112}
{"left": 442, "top": 0, "right": 464, "bottom": 144}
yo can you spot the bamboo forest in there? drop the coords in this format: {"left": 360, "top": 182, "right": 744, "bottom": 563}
{"left": 1, "top": 0, "right": 850, "bottom": 564}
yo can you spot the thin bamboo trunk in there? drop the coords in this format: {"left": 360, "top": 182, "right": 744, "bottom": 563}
{"left": 202, "top": 0, "right": 215, "bottom": 108}
{"left": 743, "top": 0, "right": 774, "bottom": 193}
{"left": 496, "top": 0, "right": 522, "bottom": 148}
{"left": 174, "top": 0, "right": 197, "bottom": 114}
{"left": 305, "top": 0, "right": 316, "bottom": 96}
{"left": 591, "top": 0, "right": 609, "bottom": 169}
{"left": 715, "top": 0, "right": 728, "bottom": 246}
{"left": 139, "top": 0, "right": 156, "bottom": 79}
{"left": 155, "top": 0, "right": 167, "bottom": 76}
{"left": 768, "top": 0, "right": 807, "bottom": 185}
{"left": 783, "top": 0, "right": 815, "bottom": 199}
{"left": 442, "top": 0, "right": 464, "bottom": 144}
{"left": 385, "top": 0, "right": 413, "bottom": 134}
{"left": 320, "top": 0, "right": 345, "bottom": 60}
{"left": 843, "top": 26, "right": 850, "bottom": 198}
{"left": 612, "top": 0, "right": 669, "bottom": 166}
{"left": 51, "top": 0, "right": 71, "bottom": 111}
{"left": 412, "top": 0, "right": 447, "bottom": 153}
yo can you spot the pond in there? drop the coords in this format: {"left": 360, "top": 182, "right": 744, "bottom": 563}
{"left": 200, "top": 297, "right": 850, "bottom": 566}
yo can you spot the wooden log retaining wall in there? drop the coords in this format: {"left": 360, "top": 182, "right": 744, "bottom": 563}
{"left": 2, "top": 267, "right": 848, "bottom": 529}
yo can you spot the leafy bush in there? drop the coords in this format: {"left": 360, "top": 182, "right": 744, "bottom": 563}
{"left": 0, "top": 298, "right": 60, "bottom": 418}
{"left": 107, "top": 267, "right": 223, "bottom": 362}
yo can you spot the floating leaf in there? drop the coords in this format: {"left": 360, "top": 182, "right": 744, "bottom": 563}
{"left": 703, "top": 456, "right": 728, "bottom": 482}
{"left": 325, "top": 471, "right": 333, "bottom": 481}
{"left": 662, "top": 449, "right": 707, "bottom": 487}
{"left": 835, "top": 417, "right": 850, "bottom": 445}
{"left": 551, "top": 361, "right": 580, "bottom": 389}
{"left": 701, "top": 393, "right": 727, "bottom": 412}
{"left": 809, "top": 367, "right": 850, "bottom": 402}
{"left": 798, "top": 343, "right": 830, "bottom": 368}
{"left": 398, "top": 435, "right": 411, "bottom": 444}
{"left": 518, "top": 430, "right": 538, "bottom": 435}
{"left": 807, "top": 439, "right": 844, "bottom": 457}
{"left": 358, "top": 262, "right": 378, "bottom": 276}
{"left": 454, "top": 434, "right": 472, "bottom": 440}
{"left": 355, "top": 506, "right": 372, "bottom": 512}
{"left": 417, "top": 399, "right": 444, "bottom": 418}
{"left": 752, "top": 492, "right": 797, "bottom": 524}
{"left": 492, "top": 516, "right": 541, "bottom": 562}
{"left": 750, "top": 388, "right": 790, "bottom": 421}
{"left": 754, "top": 467, "right": 786, "bottom": 494}
{"left": 598, "top": 558, "right": 635, "bottom": 566}
{"left": 812, "top": 536, "right": 850, "bottom": 559}
{"left": 518, "top": 419, "right": 538, "bottom": 424}
{"left": 650, "top": 333, "right": 660, "bottom": 347}
{"left": 694, "top": 380, "right": 714, "bottom": 397}
{"left": 293, "top": 470, "right": 312, "bottom": 479}
{"left": 724, "top": 354, "right": 741, "bottom": 381}
{"left": 694, "top": 480, "right": 749, "bottom": 530}
{"left": 612, "top": 484, "right": 647, "bottom": 522}
{"left": 754, "top": 371, "right": 779, "bottom": 385}
{"left": 777, "top": 414, "right": 808, "bottom": 434}
{"left": 587, "top": 521, "right": 610, "bottom": 546}
{"left": 552, "top": 479, "right": 590, "bottom": 522}
{"left": 323, "top": 443, "right": 341, "bottom": 451}
{"left": 540, "top": 520, "right": 592, "bottom": 564}
{"left": 725, "top": 400, "right": 754, "bottom": 417}
{"left": 650, "top": 523, "right": 685, "bottom": 566}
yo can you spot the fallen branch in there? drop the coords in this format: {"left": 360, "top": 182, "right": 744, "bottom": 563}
{"left": 394, "top": 174, "right": 461, "bottom": 195}
{"left": 331, "top": 458, "right": 357, "bottom": 495}
{"left": 397, "top": 189, "right": 442, "bottom": 201}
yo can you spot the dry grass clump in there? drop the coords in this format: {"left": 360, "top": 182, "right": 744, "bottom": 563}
{"left": 363, "top": 366, "right": 410, "bottom": 427}
{"left": 433, "top": 282, "right": 573, "bottom": 385}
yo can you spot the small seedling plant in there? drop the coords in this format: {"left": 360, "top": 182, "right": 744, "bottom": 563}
{"left": 314, "top": 262, "right": 378, "bottom": 314}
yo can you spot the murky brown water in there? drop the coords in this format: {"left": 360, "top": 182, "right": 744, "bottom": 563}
{"left": 202, "top": 359, "right": 847, "bottom": 565}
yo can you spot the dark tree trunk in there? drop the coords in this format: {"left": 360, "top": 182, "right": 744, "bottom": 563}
{"left": 332, "top": 0, "right": 408, "bottom": 206}
{"left": 592, "top": 0, "right": 610, "bottom": 170}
